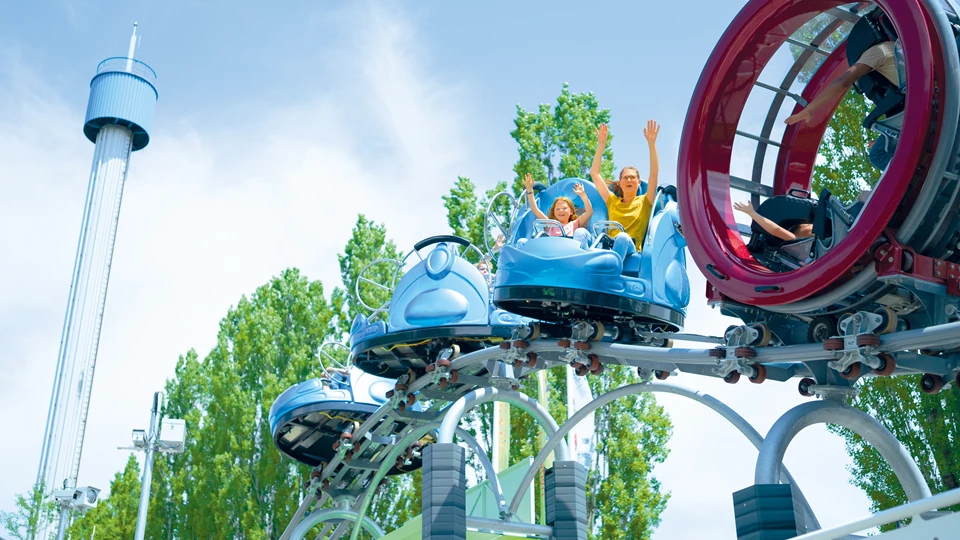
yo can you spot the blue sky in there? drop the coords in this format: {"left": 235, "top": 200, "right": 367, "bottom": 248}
{"left": 0, "top": 1, "right": 878, "bottom": 538}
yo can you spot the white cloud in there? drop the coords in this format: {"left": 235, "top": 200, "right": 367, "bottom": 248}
{"left": 0, "top": 2, "right": 466, "bottom": 520}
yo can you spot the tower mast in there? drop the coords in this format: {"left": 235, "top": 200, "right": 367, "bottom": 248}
{"left": 34, "top": 23, "right": 158, "bottom": 537}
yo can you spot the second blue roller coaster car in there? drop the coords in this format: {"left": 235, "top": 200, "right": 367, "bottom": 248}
{"left": 350, "top": 236, "right": 528, "bottom": 378}
{"left": 494, "top": 178, "right": 690, "bottom": 331}
{"left": 270, "top": 366, "right": 423, "bottom": 474}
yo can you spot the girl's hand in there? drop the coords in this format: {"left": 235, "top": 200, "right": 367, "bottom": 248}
{"left": 733, "top": 201, "right": 757, "bottom": 216}
{"left": 643, "top": 120, "right": 660, "bottom": 143}
{"left": 596, "top": 123, "right": 609, "bottom": 146}
{"left": 523, "top": 173, "right": 534, "bottom": 192}
{"left": 572, "top": 182, "right": 585, "bottom": 196}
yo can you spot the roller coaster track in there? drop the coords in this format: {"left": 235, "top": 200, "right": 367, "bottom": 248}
{"left": 278, "top": 318, "right": 960, "bottom": 540}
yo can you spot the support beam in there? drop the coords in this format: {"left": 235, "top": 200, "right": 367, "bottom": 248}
{"left": 437, "top": 387, "right": 570, "bottom": 462}
{"left": 755, "top": 400, "right": 931, "bottom": 502}
{"left": 289, "top": 508, "right": 385, "bottom": 540}
{"left": 508, "top": 382, "right": 820, "bottom": 529}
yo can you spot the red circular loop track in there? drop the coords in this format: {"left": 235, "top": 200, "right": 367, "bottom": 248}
{"left": 679, "top": 0, "right": 948, "bottom": 306}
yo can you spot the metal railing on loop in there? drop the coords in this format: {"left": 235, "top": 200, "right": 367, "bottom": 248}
{"left": 95, "top": 57, "right": 158, "bottom": 85}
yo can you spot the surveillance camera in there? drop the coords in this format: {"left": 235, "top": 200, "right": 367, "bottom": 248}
{"left": 72, "top": 486, "right": 100, "bottom": 511}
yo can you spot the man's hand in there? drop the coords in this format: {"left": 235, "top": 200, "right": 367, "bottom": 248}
{"left": 784, "top": 108, "right": 814, "bottom": 125}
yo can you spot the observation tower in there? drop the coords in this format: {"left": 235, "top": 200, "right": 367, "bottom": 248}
{"left": 34, "top": 23, "right": 157, "bottom": 536}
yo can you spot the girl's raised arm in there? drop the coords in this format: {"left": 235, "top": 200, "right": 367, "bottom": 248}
{"left": 573, "top": 183, "right": 594, "bottom": 226}
{"left": 523, "top": 174, "right": 548, "bottom": 220}
{"left": 644, "top": 120, "right": 660, "bottom": 205}
{"left": 590, "top": 124, "right": 613, "bottom": 201}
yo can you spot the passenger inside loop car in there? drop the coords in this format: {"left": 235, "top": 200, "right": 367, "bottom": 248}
{"left": 734, "top": 200, "right": 814, "bottom": 242}
{"left": 589, "top": 120, "right": 660, "bottom": 261}
{"left": 522, "top": 173, "right": 594, "bottom": 249}
{"left": 785, "top": 6, "right": 904, "bottom": 172}
{"left": 733, "top": 187, "right": 871, "bottom": 269}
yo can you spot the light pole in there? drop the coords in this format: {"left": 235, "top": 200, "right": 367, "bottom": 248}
{"left": 119, "top": 391, "right": 186, "bottom": 540}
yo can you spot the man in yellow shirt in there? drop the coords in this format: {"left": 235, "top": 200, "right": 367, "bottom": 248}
{"left": 589, "top": 120, "right": 660, "bottom": 262}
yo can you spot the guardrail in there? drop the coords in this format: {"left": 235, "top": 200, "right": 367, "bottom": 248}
{"left": 95, "top": 57, "right": 157, "bottom": 85}
{"left": 792, "top": 488, "right": 960, "bottom": 539}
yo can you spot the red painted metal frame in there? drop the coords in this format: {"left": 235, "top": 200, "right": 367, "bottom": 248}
{"left": 875, "top": 231, "right": 960, "bottom": 296}
{"left": 679, "top": 0, "right": 947, "bottom": 306}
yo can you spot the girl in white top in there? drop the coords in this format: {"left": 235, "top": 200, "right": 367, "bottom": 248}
{"left": 523, "top": 173, "right": 594, "bottom": 248}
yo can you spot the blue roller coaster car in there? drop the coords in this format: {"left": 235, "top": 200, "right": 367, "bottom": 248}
{"left": 350, "top": 235, "right": 529, "bottom": 378}
{"left": 493, "top": 178, "right": 690, "bottom": 332}
{"left": 269, "top": 367, "right": 423, "bottom": 474}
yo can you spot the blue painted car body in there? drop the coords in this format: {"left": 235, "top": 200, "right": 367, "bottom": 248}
{"left": 350, "top": 238, "right": 528, "bottom": 378}
{"left": 493, "top": 178, "right": 690, "bottom": 330}
{"left": 269, "top": 366, "right": 423, "bottom": 474}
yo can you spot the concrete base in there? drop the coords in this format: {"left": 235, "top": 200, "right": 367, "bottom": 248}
{"left": 422, "top": 443, "right": 467, "bottom": 540}
{"left": 545, "top": 461, "right": 588, "bottom": 540}
{"left": 733, "top": 484, "right": 808, "bottom": 540}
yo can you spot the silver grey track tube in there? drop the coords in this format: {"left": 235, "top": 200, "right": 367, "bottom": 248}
{"left": 320, "top": 427, "right": 501, "bottom": 540}
{"left": 280, "top": 491, "right": 328, "bottom": 540}
{"left": 134, "top": 392, "right": 162, "bottom": 540}
{"left": 437, "top": 387, "right": 570, "bottom": 462}
{"left": 290, "top": 508, "right": 385, "bottom": 539}
{"left": 507, "top": 382, "right": 819, "bottom": 529}
{"left": 329, "top": 423, "right": 442, "bottom": 540}
{"left": 456, "top": 428, "right": 507, "bottom": 516}
{"left": 755, "top": 400, "right": 931, "bottom": 502}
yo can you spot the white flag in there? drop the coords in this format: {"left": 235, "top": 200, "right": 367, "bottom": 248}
{"left": 566, "top": 365, "right": 596, "bottom": 470}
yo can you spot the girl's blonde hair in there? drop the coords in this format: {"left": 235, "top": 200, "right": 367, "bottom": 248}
{"left": 548, "top": 196, "right": 579, "bottom": 222}
{"left": 608, "top": 166, "right": 641, "bottom": 198}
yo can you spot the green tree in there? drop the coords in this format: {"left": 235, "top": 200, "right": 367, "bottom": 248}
{"left": 441, "top": 177, "right": 509, "bottom": 260}
{"left": 335, "top": 214, "right": 404, "bottom": 333}
{"left": 67, "top": 455, "right": 142, "bottom": 539}
{"left": 831, "top": 377, "right": 960, "bottom": 530}
{"left": 142, "top": 269, "right": 336, "bottom": 539}
{"left": 445, "top": 85, "right": 673, "bottom": 538}
{"left": 587, "top": 368, "right": 671, "bottom": 539}
{"left": 1, "top": 480, "right": 57, "bottom": 540}
{"left": 511, "top": 83, "right": 614, "bottom": 192}
{"left": 811, "top": 91, "right": 879, "bottom": 202}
